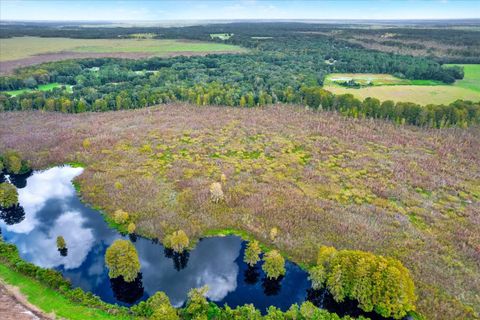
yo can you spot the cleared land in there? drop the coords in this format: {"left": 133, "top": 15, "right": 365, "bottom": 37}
{"left": 3, "top": 83, "right": 72, "bottom": 97}
{"left": 323, "top": 65, "right": 480, "bottom": 105}
{"left": 0, "top": 37, "right": 245, "bottom": 74}
{"left": 1, "top": 105, "right": 479, "bottom": 320}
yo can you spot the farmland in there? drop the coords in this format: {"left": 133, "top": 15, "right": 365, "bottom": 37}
{"left": 323, "top": 65, "right": 480, "bottom": 105}
{"left": 0, "top": 37, "right": 246, "bottom": 73}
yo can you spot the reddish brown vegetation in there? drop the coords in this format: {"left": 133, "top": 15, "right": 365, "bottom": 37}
{"left": 0, "top": 104, "right": 479, "bottom": 319}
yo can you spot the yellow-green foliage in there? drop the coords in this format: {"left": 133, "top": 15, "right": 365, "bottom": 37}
{"left": 82, "top": 138, "right": 91, "bottom": 149}
{"left": 210, "top": 182, "right": 224, "bottom": 203}
{"left": 146, "top": 292, "right": 179, "bottom": 320}
{"left": 105, "top": 239, "right": 140, "bottom": 282}
{"left": 127, "top": 222, "right": 136, "bottom": 234}
{"left": 269, "top": 227, "right": 278, "bottom": 241}
{"left": 3, "top": 150, "right": 22, "bottom": 174}
{"left": 262, "top": 250, "right": 285, "bottom": 280}
{"left": 114, "top": 181, "right": 123, "bottom": 190}
{"left": 56, "top": 236, "right": 66, "bottom": 250}
{"left": 113, "top": 209, "right": 129, "bottom": 224}
{"left": 184, "top": 286, "right": 209, "bottom": 320}
{"left": 164, "top": 230, "right": 190, "bottom": 253}
{"left": 0, "top": 182, "right": 18, "bottom": 208}
{"left": 244, "top": 240, "right": 262, "bottom": 266}
{"left": 315, "top": 246, "right": 417, "bottom": 319}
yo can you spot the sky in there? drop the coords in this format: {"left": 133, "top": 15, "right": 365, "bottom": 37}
{"left": 1, "top": 0, "right": 479, "bottom": 21}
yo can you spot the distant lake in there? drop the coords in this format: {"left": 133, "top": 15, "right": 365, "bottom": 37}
{"left": 0, "top": 166, "right": 387, "bottom": 318}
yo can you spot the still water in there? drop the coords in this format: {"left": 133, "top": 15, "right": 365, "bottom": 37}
{"left": 0, "top": 166, "right": 311, "bottom": 310}
{"left": 0, "top": 166, "right": 385, "bottom": 318}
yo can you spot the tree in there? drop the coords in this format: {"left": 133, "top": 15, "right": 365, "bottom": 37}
{"left": 209, "top": 182, "right": 224, "bottom": 203}
{"left": 105, "top": 239, "right": 140, "bottom": 282}
{"left": 244, "top": 240, "right": 261, "bottom": 266}
{"left": 269, "top": 227, "right": 278, "bottom": 241}
{"left": 3, "top": 151, "right": 23, "bottom": 174}
{"left": 262, "top": 250, "right": 285, "bottom": 280}
{"left": 0, "top": 182, "right": 18, "bottom": 208}
{"left": 183, "top": 286, "right": 209, "bottom": 320}
{"left": 308, "top": 265, "right": 326, "bottom": 290}
{"left": 164, "top": 230, "right": 189, "bottom": 253}
{"left": 147, "top": 292, "right": 179, "bottom": 320}
{"left": 56, "top": 236, "right": 66, "bottom": 250}
{"left": 113, "top": 209, "right": 129, "bottom": 224}
{"left": 315, "top": 246, "right": 416, "bottom": 319}
{"left": 82, "top": 138, "right": 91, "bottom": 149}
{"left": 128, "top": 222, "right": 136, "bottom": 234}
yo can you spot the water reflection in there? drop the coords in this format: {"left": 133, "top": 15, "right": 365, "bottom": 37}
{"left": 0, "top": 205, "right": 25, "bottom": 225}
{"left": 262, "top": 276, "right": 283, "bottom": 296}
{"left": 0, "top": 166, "right": 373, "bottom": 317}
{"left": 110, "top": 274, "right": 145, "bottom": 304}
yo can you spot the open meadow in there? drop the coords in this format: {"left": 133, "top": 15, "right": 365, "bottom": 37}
{"left": 1, "top": 104, "right": 479, "bottom": 319}
{"left": 323, "top": 65, "right": 480, "bottom": 105}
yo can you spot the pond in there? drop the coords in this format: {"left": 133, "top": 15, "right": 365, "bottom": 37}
{"left": 0, "top": 166, "right": 385, "bottom": 318}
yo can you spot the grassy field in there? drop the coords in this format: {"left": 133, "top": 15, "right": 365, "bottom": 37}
{"left": 323, "top": 66, "right": 480, "bottom": 105}
{"left": 0, "top": 265, "right": 128, "bottom": 320}
{"left": 1, "top": 104, "right": 478, "bottom": 320}
{"left": 0, "top": 37, "right": 245, "bottom": 61}
{"left": 446, "top": 64, "right": 480, "bottom": 93}
{"left": 3, "top": 83, "right": 72, "bottom": 97}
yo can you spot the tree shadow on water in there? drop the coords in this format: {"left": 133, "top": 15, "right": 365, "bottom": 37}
{"left": 110, "top": 273, "right": 144, "bottom": 304}
{"left": 58, "top": 248, "right": 68, "bottom": 257}
{"left": 0, "top": 205, "right": 25, "bottom": 225}
{"left": 244, "top": 265, "right": 260, "bottom": 285}
{"left": 307, "top": 288, "right": 390, "bottom": 320}
{"left": 164, "top": 248, "right": 190, "bottom": 271}
{"left": 262, "top": 276, "right": 283, "bottom": 296}
{"left": 8, "top": 171, "right": 32, "bottom": 189}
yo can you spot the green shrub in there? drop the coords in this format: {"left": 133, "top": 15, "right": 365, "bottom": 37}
{"left": 164, "top": 230, "right": 190, "bottom": 253}
{"left": 244, "top": 240, "right": 261, "bottom": 266}
{"left": 2, "top": 151, "right": 30, "bottom": 175}
{"left": 314, "top": 246, "right": 417, "bottom": 319}
{"left": 0, "top": 182, "right": 18, "bottom": 208}
{"left": 262, "top": 250, "right": 285, "bottom": 280}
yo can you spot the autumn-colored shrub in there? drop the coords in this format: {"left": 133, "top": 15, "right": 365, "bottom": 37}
{"left": 210, "top": 182, "right": 224, "bottom": 203}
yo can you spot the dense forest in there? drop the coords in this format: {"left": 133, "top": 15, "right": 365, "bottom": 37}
{"left": 0, "top": 23, "right": 479, "bottom": 128}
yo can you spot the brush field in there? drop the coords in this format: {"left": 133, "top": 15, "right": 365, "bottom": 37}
{"left": 1, "top": 104, "right": 479, "bottom": 320}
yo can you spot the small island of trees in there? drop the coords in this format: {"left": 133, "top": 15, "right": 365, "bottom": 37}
{"left": 105, "top": 239, "right": 140, "bottom": 282}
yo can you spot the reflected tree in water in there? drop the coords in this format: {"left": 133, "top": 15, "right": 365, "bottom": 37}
{"left": 58, "top": 247, "right": 68, "bottom": 257}
{"left": 262, "top": 276, "right": 283, "bottom": 296}
{"left": 110, "top": 273, "right": 144, "bottom": 304}
{"left": 163, "top": 248, "right": 190, "bottom": 271}
{"left": 0, "top": 205, "right": 25, "bottom": 225}
{"left": 244, "top": 265, "right": 260, "bottom": 285}
{"left": 129, "top": 233, "right": 137, "bottom": 242}
{"left": 8, "top": 171, "right": 32, "bottom": 189}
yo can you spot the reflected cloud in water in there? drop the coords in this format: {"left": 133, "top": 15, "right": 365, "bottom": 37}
{"left": 1, "top": 166, "right": 313, "bottom": 312}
